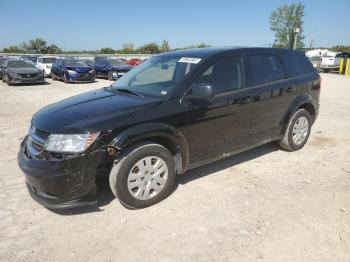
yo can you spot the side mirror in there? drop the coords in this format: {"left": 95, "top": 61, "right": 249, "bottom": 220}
{"left": 187, "top": 83, "right": 214, "bottom": 100}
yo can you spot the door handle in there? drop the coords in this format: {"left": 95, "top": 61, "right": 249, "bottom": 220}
{"left": 236, "top": 97, "right": 252, "bottom": 105}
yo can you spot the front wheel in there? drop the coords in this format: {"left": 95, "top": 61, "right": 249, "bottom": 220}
{"left": 63, "top": 73, "right": 69, "bottom": 83}
{"left": 109, "top": 142, "right": 176, "bottom": 209}
{"left": 107, "top": 71, "right": 114, "bottom": 81}
{"left": 279, "top": 109, "right": 311, "bottom": 151}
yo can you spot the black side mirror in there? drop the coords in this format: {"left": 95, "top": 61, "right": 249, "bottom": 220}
{"left": 187, "top": 83, "right": 214, "bottom": 100}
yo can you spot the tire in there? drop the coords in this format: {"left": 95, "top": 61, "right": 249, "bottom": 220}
{"left": 107, "top": 71, "right": 114, "bottom": 81}
{"left": 109, "top": 142, "right": 176, "bottom": 209}
{"left": 6, "top": 76, "right": 12, "bottom": 86}
{"left": 63, "top": 73, "right": 69, "bottom": 83}
{"left": 51, "top": 74, "right": 56, "bottom": 81}
{"left": 279, "top": 109, "right": 312, "bottom": 151}
{"left": 323, "top": 69, "right": 329, "bottom": 73}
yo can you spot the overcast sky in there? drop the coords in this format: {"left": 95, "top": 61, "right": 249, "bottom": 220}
{"left": 1, "top": 0, "right": 349, "bottom": 50}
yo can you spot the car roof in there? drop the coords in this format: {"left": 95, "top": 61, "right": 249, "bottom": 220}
{"left": 157, "top": 47, "right": 301, "bottom": 59}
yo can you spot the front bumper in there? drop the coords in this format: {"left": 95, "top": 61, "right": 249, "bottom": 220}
{"left": 67, "top": 72, "right": 95, "bottom": 83}
{"left": 10, "top": 76, "right": 45, "bottom": 84}
{"left": 18, "top": 137, "right": 106, "bottom": 209}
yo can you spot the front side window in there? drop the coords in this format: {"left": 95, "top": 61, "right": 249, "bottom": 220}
{"left": 111, "top": 55, "right": 200, "bottom": 98}
{"left": 194, "top": 56, "right": 244, "bottom": 94}
{"left": 247, "top": 55, "right": 285, "bottom": 86}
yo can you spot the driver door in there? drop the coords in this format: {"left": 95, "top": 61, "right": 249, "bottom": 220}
{"left": 183, "top": 56, "right": 253, "bottom": 165}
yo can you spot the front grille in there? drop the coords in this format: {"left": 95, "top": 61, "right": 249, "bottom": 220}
{"left": 27, "top": 126, "right": 50, "bottom": 156}
{"left": 19, "top": 73, "right": 38, "bottom": 78}
{"left": 77, "top": 73, "right": 93, "bottom": 81}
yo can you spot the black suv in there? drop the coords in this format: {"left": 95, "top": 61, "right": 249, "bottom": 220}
{"left": 18, "top": 47, "right": 321, "bottom": 209}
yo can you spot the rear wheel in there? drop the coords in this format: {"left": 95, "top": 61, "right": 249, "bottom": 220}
{"left": 279, "top": 109, "right": 311, "bottom": 151}
{"left": 6, "top": 75, "right": 12, "bottom": 86}
{"left": 109, "top": 142, "right": 176, "bottom": 209}
{"left": 51, "top": 74, "right": 56, "bottom": 81}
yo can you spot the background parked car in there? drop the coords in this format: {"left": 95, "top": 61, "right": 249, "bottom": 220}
{"left": 2, "top": 59, "right": 44, "bottom": 86}
{"left": 36, "top": 56, "right": 58, "bottom": 77}
{"left": 93, "top": 58, "right": 131, "bottom": 80}
{"left": 0, "top": 58, "right": 8, "bottom": 80}
{"left": 125, "top": 58, "right": 142, "bottom": 67}
{"left": 308, "top": 56, "right": 322, "bottom": 71}
{"left": 80, "top": 59, "right": 94, "bottom": 67}
{"left": 21, "top": 55, "right": 39, "bottom": 64}
{"left": 51, "top": 58, "right": 95, "bottom": 83}
{"left": 320, "top": 52, "right": 350, "bottom": 72}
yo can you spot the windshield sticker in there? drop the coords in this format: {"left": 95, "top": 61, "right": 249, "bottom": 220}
{"left": 161, "top": 91, "right": 167, "bottom": 95}
{"left": 178, "top": 57, "right": 202, "bottom": 64}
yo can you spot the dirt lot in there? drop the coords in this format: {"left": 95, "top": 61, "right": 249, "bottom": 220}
{"left": 0, "top": 74, "right": 349, "bottom": 262}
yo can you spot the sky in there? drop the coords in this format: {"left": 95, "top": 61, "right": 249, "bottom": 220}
{"left": 0, "top": 0, "right": 349, "bottom": 51}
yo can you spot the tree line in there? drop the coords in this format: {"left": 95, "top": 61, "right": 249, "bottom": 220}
{"left": 1, "top": 39, "right": 210, "bottom": 54}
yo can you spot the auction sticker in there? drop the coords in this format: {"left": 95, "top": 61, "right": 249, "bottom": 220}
{"left": 178, "top": 57, "right": 202, "bottom": 64}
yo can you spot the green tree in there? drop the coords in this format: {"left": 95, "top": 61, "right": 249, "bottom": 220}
{"left": 330, "top": 45, "right": 350, "bottom": 52}
{"left": 270, "top": 3, "right": 305, "bottom": 49}
{"left": 137, "top": 42, "right": 160, "bottom": 54}
{"left": 2, "top": 45, "right": 24, "bottom": 53}
{"left": 118, "top": 42, "right": 134, "bottom": 54}
{"left": 45, "top": 44, "right": 62, "bottom": 54}
{"left": 99, "top": 47, "right": 115, "bottom": 54}
{"left": 160, "top": 40, "right": 170, "bottom": 52}
{"left": 21, "top": 38, "right": 48, "bottom": 53}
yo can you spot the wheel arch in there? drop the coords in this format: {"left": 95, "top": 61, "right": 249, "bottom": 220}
{"left": 108, "top": 123, "right": 190, "bottom": 174}
{"left": 281, "top": 95, "right": 317, "bottom": 135}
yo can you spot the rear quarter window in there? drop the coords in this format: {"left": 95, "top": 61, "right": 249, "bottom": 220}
{"left": 279, "top": 53, "right": 313, "bottom": 77}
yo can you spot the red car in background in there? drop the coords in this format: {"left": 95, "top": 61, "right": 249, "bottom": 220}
{"left": 125, "top": 58, "right": 142, "bottom": 67}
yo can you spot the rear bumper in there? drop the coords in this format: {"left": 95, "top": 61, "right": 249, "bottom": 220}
{"left": 18, "top": 137, "right": 106, "bottom": 209}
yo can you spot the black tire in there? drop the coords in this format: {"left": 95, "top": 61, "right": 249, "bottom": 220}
{"left": 323, "top": 69, "right": 329, "bottom": 73}
{"left": 109, "top": 142, "right": 176, "bottom": 209}
{"left": 63, "top": 73, "right": 69, "bottom": 83}
{"left": 51, "top": 74, "right": 56, "bottom": 81}
{"left": 107, "top": 71, "right": 114, "bottom": 81}
{"left": 6, "top": 76, "right": 12, "bottom": 86}
{"left": 279, "top": 109, "right": 312, "bottom": 151}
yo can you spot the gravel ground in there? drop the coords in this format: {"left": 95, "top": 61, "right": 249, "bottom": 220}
{"left": 0, "top": 74, "right": 349, "bottom": 262}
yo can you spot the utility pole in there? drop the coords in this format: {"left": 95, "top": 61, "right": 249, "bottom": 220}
{"left": 293, "top": 28, "right": 300, "bottom": 50}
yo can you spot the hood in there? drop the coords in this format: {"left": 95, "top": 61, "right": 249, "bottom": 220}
{"left": 32, "top": 88, "right": 160, "bottom": 133}
{"left": 8, "top": 67, "right": 41, "bottom": 74}
{"left": 65, "top": 66, "right": 92, "bottom": 73}
{"left": 111, "top": 65, "right": 131, "bottom": 71}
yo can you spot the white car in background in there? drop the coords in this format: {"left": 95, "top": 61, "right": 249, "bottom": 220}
{"left": 320, "top": 52, "right": 350, "bottom": 73}
{"left": 36, "top": 56, "right": 58, "bottom": 77}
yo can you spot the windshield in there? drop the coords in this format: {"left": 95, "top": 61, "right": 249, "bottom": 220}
{"left": 42, "top": 57, "right": 57, "bottom": 63}
{"left": 108, "top": 59, "right": 127, "bottom": 67}
{"left": 7, "top": 60, "right": 36, "bottom": 68}
{"left": 64, "top": 60, "right": 89, "bottom": 67}
{"left": 111, "top": 55, "right": 200, "bottom": 98}
{"left": 0, "top": 59, "right": 6, "bottom": 66}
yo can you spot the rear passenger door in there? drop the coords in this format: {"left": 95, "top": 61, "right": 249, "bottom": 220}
{"left": 184, "top": 56, "right": 253, "bottom": 164}
{"left": 247, "top": 53, "right": 296, "bottom": 144}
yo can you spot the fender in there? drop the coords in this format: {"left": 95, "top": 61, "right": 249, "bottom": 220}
{"left": 281, "top": 94, "right": 317, "bottom": 134}
{"left": 108, "top": 122, "right": 190, "bottom": 174}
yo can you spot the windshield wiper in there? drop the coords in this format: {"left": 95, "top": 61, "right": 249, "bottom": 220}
{"left": 106, "top": 85, "right": 144, "bottom": 97}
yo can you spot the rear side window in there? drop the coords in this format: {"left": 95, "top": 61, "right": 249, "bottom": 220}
{"left": 279, "top": 53, "right": 312, "bottom": 77}
{"left": 247, "top": 55, "right": 285, "bottom": 86}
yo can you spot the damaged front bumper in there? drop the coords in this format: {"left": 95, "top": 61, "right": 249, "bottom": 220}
{"left": 18, "top": 136, "right": 107, "bottom": 209}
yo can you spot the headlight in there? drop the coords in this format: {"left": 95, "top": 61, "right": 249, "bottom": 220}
{"left": 45, "top": 132, "right": 99, "bottom": 153}
{"left": 9, "top": 72, "right": 20, "bottom": 77}
{"left": 67, "top": 70, "right": 77, "bottom": 75}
